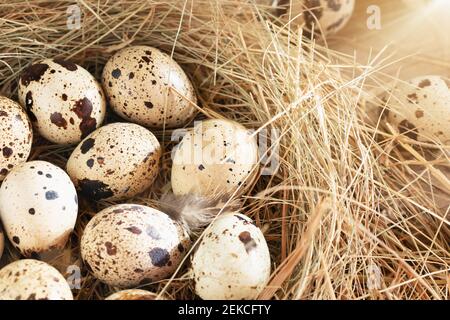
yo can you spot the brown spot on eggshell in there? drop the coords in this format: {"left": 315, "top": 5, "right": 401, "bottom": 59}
{"left": 2, "top": 147, "right": 13, "bottom": 158}
{"left": 415, "top": 110, "right": 424, "bottom": 119}
{"left": 78, "top": 178, "right": 114, "bottom": 201}
{"left": 235, "top": 214, "right": 255, "bottom": 226}
{"left": 27, "top": 293, "right": 37, "bottom": 300}
{"left": 126, "top": 226, "right": 142, "bottom": 234}
{"left": 105, "top": 241, "right": 117, "bottom": 255}
{"left": 149, "top": 247, "right": 170, "bottom": 267}
{"left": 20, "top": 63, "right": 49, "bottom": 86}
{"left": 407, "top": 93, "right": 418, "bottom": 103}
{"left": 80, "top": 138, "right": 95, "bottom": 154}
{"left": 53, "top": 59, "right": 77, "bottom": 71}
{"left": 144, "top": 101, "right": 153, "bottom": 109}
{"left": 72, "top": 98, "right": 97, "bottom": 138}
{"left": 238, "top": 231, "right": 257, "bottom": 253}
{"left": 86, "top": 159, "right": 94, "bottom": 168}
{"left": 418, "top": 79, "right": 431, "bottom": 88}
{"left": 50, "top": 112, "right": 68, "bottom": 129}
{"left": 12, "top": 236, "right": 20, "bottom": 244}
{"left": 111, "top": 68, "right": 121, "bottom": 79}
{"left": 327, "top": 0, "right": 342, "bottom": 11}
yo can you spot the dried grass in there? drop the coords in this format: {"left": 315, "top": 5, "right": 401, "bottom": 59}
{"left": 0, "top": 0, "right": 448, "bottom": 300}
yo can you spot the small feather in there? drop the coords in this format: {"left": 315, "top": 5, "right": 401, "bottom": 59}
{"left": 158, "top": 193, "right": 241, "bottom": 235}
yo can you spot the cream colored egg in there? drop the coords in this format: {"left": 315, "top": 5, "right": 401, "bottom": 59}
{"left": 276, "top": 0, "right": 355, "bottom": 35}
{"left": 102, "top": 46, "right": 197, "bottom": 128}
{"left": 81, "top": 204, "right": 191, "bottom": 288}
{"left": 192, "top": 213, "right": 271, "bottom": 300}
{"left": 171, "top": 119, "right": 258, "bottom": 197}
{"left": 105, "top": 289, "right": 166, "bottom": 300}
{"left": 386, "top": 75, "right": 450, "bottom": 144}
{"left": 0, "top": 161, "right": 78, "bottom": 257}
{"left": 67, "top": 122, "right": 161, "bottom": 201}
{"left": 0, "top": 96, "right": 33, "bottom": 181}
{"left": 0, "top": 259, "right": 73, "bottom": 300}
{"left": 18, "top": 59, "right": 106, "bottom": 144}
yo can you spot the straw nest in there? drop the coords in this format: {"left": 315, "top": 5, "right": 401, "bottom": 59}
{"left": 0, "top": 0, "right": 448, "bottom": 300}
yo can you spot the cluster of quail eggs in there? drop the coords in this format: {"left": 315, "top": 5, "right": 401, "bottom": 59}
{"left": 0, "top": 45, "right": 271, "bottom": 300}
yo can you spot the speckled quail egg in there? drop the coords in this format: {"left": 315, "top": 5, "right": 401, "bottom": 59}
{"left": 102, "top": 46, "right": 197, "bottom": 128}
{"left": 385, "top": 75, "right": 450, "bottom": 144}
{"left": 192, "top": 213, "right": 271, "bottom": 300}
{"left": 0, "top": 259, "right": 73, "bottom": 300}
{"left": 18, "top": 59, "right": 106, "bottom": 144}
{"left": 81, "top": 204, "right": 191, "bottom": 288}
{"left": 0, "top": 96, "right": 33, "bottom": 181}
{"left": 0, "top": 224, "right": 4, "bottom": 260}
{"left": 171, "top": 119, "right": 258, "bottom": 197}
{"left": 0, "top": 161, "right": 78, "bottom": 257}
{"left": 105, "top": 289, "right": 166, "bottom": 300}
{"left": 276, "top": 0, "right": 355, "bottom": 35}
{"left": 66, "top": 122, "right": 161, "bottom": 201}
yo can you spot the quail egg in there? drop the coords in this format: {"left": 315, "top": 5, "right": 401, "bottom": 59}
{"left": 385, "top": 75, "right": 450, "bottom": 144}
{"left": 81, "top": 204, "right": 191, "bottom": 288}
{"left": 0, "top": 259, "right": 73, "bottom": 300}
{"left": 0, "top": 96, "right": 33, "bottom": 181}
{"left": 18, "top": 59, "right": 106, "bottom": 144}
{"left": 66, "top": 122, "right": 161, "bottom": 201}
{"left": 192, "top": 213, "right": 271, "bottom": 300}
{"left": 102, "top": 46, "right": 197, "bottom": 128}
{"left": 276, "top": 0, "right": 355, "bottom": 35}
{"left": 105, "top": 289, "right": 166, "bottom": 300}
{"left": 171, "top": 119, "right": 259, "bottom": 198}
{"left": 0, "top": 161, "right": 78, "bottom": 257}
